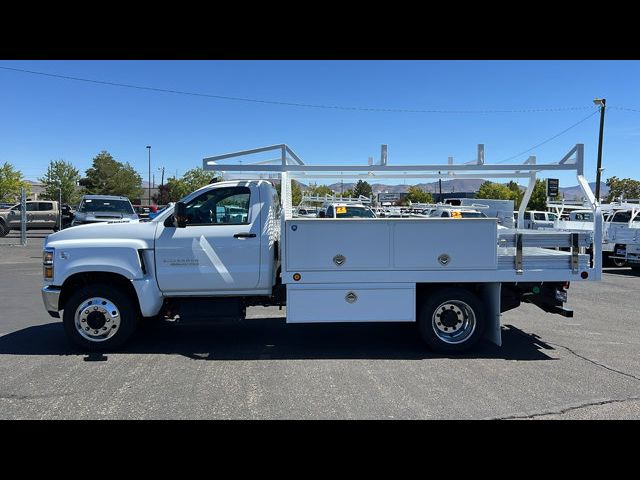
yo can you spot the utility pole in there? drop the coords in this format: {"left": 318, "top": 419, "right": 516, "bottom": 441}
{"left": 146, "top": 145, "right": 151, "bottom": 206}
{"left": 159, "top": 166, "right": 165, "bottom": 204}
{"left": 594, "top": 98, "right": 606, "bottom": 202}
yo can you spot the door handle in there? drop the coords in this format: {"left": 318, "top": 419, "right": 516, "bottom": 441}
{"left": 233, "top": 233, "right": 256, "bottom": 238}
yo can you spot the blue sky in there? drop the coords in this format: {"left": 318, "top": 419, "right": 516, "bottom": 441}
{"left": 1, "top": 60, "right": 639, "bottom": 189}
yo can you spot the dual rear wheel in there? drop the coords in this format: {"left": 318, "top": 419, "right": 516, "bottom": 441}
{"left": 417, "top": 288, "right": 486, "bottom": 353}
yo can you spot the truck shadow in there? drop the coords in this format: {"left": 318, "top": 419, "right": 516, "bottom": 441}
{"left": 0, "top": 320, "right": 556, "bottom": 361}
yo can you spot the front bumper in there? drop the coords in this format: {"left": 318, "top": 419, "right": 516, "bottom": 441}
{"left": 42, "top": 286, "right": 61, "bottom": 318}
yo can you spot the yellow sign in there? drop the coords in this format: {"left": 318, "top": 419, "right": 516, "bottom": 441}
{"left": 336, "top": 206, "right": 347, "bottom": 214}
{"left": 451, "top": 211, "right": 462, "bottom": 218}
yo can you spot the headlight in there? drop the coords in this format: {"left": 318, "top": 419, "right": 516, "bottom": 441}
{"left": 43, "top": 248, "right": 54, "bottom": 280}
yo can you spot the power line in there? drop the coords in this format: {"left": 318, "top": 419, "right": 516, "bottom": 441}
{"left": 610, "top": 106, "right": 640, "bottom": 113}
{"left": 496, "top": 108, "right": 600, "bottom": 164}
{"left": 0, "top": 65, "right": 597, "bottom": 114}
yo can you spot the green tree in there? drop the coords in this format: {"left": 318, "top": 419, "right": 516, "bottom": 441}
{"left": 39, "top": 159, "right": 81, "bottom": 205}
{"left": 301, "top": 183, "right": 334, "bottom": 206}
{"left": 476, "top": 181, "right": 514, "bottom": 201}
{"left": 81, "top": 151, "right": 143, "bottom": 199}
{"left": 506, "top": 181, "right": 524, "bottom": 210}
{"left": 527, "top": 178, "right": 557, "bottom": 211}
{"left": 352, "top": 180, "right": 373, "bottom": 199}
{"left": 314, "top": 185, "right": 334, "bottom": 197}
{"left": 163, "top": 167, "right": 221, "bottom": 202}
{"left": 0, "top": 162, "right": 30, "bottom": 203}
{"left": 606, "top": 176, "right": 640, "bottom": 202}
{"left": 406, "top": 185, "right": 433, "bottom": 204}
{"left": 341, "top": 189, "right": 354, "bottom": 198}
{"left": 275, "top": 180, "right": 302, "bottom": 207}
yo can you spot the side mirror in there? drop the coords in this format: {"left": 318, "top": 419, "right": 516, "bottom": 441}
{"left": 318, "top": 211, "right": 326, "bottom": 218}
{"left": 174, "top": 202, "right": 187, "bottom": 228}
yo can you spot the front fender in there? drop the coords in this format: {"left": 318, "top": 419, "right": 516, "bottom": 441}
{"left": 46, "top": 240, "right": 149, "bottom": 286}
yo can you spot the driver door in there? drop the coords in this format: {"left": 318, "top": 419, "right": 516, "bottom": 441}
{"left": 155, "top": 184, "right": 262, "bottom": 294}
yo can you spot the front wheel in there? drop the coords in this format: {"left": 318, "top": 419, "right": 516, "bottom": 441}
{"left": 62, "top": 284, "right": 140, "bottom": 351}
{"left": 417, "top": 288, "right": 486, "bottom": 354}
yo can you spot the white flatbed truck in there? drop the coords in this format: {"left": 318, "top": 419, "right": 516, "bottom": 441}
{"left": 41, "top": 143, "right": 602, "bottom": 353}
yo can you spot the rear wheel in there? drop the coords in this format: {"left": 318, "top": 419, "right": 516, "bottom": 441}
{"left": 418, "top": 287, "right": 485, "bottom": 353}
{"left": 0, "top": 222, "right": 8, "bottom": 237}
{"left": 606, "top": 253, "right": 627, "bottom": 268}
{"left": 611, "top": 257, "right": 627, "bottom": 268}
{"left": 62, "top": 283, "right": 140, "bottom": 351}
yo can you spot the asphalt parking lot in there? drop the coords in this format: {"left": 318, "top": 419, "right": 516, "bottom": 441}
{"left": 1, "top": 230, "right": 639, "bottom": 419}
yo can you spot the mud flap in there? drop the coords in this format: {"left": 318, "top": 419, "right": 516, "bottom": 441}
{"left": 480, "top": 283, "right": 502, "bottom": 346}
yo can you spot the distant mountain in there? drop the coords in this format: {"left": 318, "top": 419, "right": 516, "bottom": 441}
{"left": 323, "top": 180, "right": 608, "bottom": 199}
{"left": 327, "top": 179, "right": 486, "bottom": 195}
{"left": 559, "top": 182, "right": 608, "bottom": 200}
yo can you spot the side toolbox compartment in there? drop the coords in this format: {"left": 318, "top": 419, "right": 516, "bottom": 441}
{"left": 286, "top": 283, "right": 415, "bottom": 323}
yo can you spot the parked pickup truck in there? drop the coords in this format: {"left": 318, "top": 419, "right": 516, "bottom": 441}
{"left": 41, "top": 144, "right": 603, "bottom": 354}
{"left": 71, "top": 195, "right": 138, "bottom": 226}
{"left": 0, "top": 200, "right": 61, "bottom": 237}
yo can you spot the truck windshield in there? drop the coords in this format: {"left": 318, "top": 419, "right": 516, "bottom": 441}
{"left": 335, "top": 206, "right": 376, "bottom": 218}
{"left": 79, "top": 199, "right": 134, "bottom": 214}
{"left": 460, "top": 212, "right": 487, "bottom": 218}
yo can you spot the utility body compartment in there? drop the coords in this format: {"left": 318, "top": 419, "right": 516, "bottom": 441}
{"left": 284, "top": 218, "right": 498, "bottom": 273}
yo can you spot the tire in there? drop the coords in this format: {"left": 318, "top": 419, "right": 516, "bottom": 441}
{"left": 605, "top": 253, "right": 627, "bottom": 268}
{"left": 62, "top": 283, "right": 140, "bottom": 351}
{"left": 417, "top": 287, "right": 486, "bottom": 354}
{"left": 611, "top": 257, "right": 627, "bottom": 268}
{"left": 0, "top": 222, "right": 7, "bottom": 237}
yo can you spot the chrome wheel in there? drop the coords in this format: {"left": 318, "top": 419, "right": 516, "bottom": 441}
{"left": 74, "top": 297, "right": 121, "bottom": 342}
{"left": 431, "top": 300, "right": 477, "bottom": 345}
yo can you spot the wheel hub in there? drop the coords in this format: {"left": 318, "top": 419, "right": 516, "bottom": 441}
{"left": 431, "top": 300, "right": 476, "bottom": 344}
{"left": 75, "top": 297, "right": 121, "bottom": 342}
{"left": 86, "top": 311, "right": 107, "bottom": 330}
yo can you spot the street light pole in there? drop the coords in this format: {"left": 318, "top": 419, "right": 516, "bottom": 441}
{"left": 146, "top": 145, "right": 151, "bottom": 206}
{"left": 594, "top": 98, "right": 606, "bottom": 202}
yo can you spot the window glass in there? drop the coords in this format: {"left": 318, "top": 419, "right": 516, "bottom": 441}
{"left": 534, "top": 212, "right": 545, "bottom": 220}
{"left": 39, "top": 202, "right": 54, "bottom": 211}
{"left": 612, "top": 211, "right": 631, "bottom": 223}
{"left": 79, "top": 199, "right": 134, "bottom": 214}
{"left": 335, "top": 206, "right": 376, "bottom": 218}
{"left": 524, "top": 212, "right": 531, "bottom": 219}
{"left": 184, "top": 186, "right": 250, "bottom": 225}
{"left": 548, "top": 213, "right": 558, "bottom": 221}
{"left": 26, "top": 203, "right": 37, "bottom": 212}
